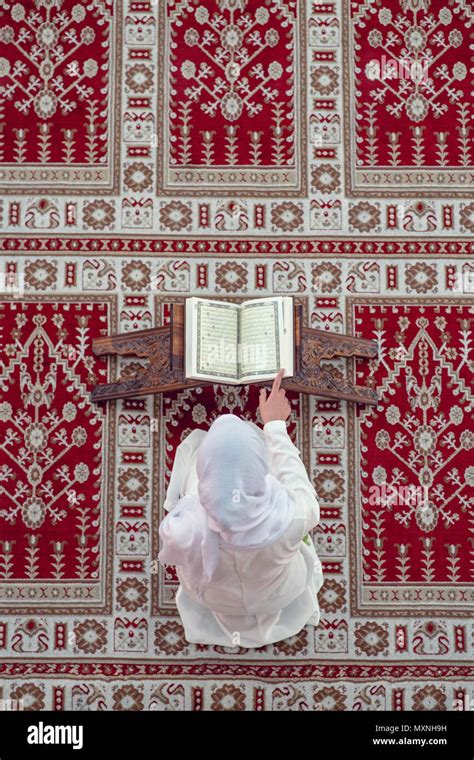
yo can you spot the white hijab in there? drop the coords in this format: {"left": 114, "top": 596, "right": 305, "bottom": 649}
{"left": 158, "top": 414, "right": 294, "bottom": 595}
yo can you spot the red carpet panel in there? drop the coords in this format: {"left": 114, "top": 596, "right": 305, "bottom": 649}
{"left": 0, "top": 0, "right": 472, "bottom": 710}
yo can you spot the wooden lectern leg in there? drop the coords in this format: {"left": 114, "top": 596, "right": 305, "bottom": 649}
{"left": 91, "top": 304, "right": 210, "bottom": 402}
{"left": 91, "top": 363, "right": 209, "bottom": 402}
{"left": 280, "top": 305, "right": 379, "bottom": 404}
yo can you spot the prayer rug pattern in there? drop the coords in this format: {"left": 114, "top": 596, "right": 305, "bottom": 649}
{"left": 348, "top": 300, "right": 473, "bottom": 616}
{"left": 0, "top": 243, "right": 472, "bottom": 711}
{"left": 0, "top": 296, "right": 117, "bottom": 613}
{"left": 0, "top": 0, "right": 121, "bottom": 194}
{"left": 0, "top": 0, "right": 472, "bottom": 235}
{"left": 344, "top": 0, "right": 473, "bottom": 197}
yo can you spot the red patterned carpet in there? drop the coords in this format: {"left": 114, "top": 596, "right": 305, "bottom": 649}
{"left": 0, "top": 0, "right": 473, "bottom": 711}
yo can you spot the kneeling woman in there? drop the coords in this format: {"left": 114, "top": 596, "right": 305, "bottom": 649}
{"left": 158, "top": 369, "right": 324, "bottom": 648}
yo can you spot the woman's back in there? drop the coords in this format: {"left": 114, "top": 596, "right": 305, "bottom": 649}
{"left": 177, "top": 483, "right": 321, "bottom": 617}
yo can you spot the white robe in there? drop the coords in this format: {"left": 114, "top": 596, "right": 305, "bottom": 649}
{"left": 163, "top": 419, "right": 324, "bottom": 648}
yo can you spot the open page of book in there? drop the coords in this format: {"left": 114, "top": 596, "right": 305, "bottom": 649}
{"left": 185, "top": 298, "right": 240, "bottom": 382}
{"left": 238, "top": 296, "right": 294, "bottom": 383}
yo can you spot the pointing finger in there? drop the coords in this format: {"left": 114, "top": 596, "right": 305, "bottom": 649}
{"left": 270, "top": 368, "right": 285, "bottom": 396}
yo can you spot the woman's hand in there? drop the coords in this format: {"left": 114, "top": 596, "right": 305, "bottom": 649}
{"left": 259, "top": 368, "right": 291, "bottom": 424}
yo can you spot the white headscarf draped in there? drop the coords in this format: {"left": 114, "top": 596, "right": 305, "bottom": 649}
{"left": 158, "top": 414, "right": 294, "bottom": 595}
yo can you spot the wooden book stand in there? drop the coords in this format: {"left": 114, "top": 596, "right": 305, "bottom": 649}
{"left": 90, "top": 300, "right": 379, "bottom": 405}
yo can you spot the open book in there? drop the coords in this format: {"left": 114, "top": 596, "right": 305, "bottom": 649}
{"left": 185, "top": 296, "right": 294, "bottom": 384}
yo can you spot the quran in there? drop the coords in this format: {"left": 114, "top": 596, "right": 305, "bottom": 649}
{"left": 185, "top": 296, "right": 294, "bottom": 384}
